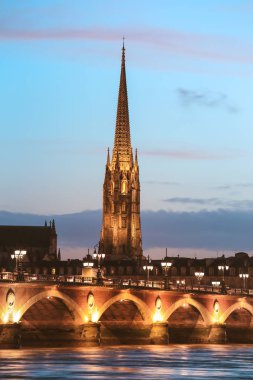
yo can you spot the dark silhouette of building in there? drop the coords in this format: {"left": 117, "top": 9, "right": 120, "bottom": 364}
{"left": 99, "top": 44, "right": 142, "bottom": 259}
{"left": 0, "top": 220, "right": 58, "bottom": 271}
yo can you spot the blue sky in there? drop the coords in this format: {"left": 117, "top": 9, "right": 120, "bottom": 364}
{"left": 1, "top": 1, "right": 253, "bottom": 258}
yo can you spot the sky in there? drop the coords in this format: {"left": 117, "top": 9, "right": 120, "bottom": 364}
{"left": 1, "top": 0, "right": 253, "bottom": 258}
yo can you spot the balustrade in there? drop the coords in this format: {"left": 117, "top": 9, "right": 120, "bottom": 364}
{"left": 1, "top": 272, "right": 253, "bottom": 295}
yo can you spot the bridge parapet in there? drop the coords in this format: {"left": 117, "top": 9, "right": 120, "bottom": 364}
{"left": 1, "top": 274, "right": 253, "bottom": 298}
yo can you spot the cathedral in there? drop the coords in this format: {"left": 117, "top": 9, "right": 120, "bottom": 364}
{"left": 99, "top": 44, "right": 143, "bottom": 259}
{"left": 0, "top": 221, "right": 58, "bottom": 271}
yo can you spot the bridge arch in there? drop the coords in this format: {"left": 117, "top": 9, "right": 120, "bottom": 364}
{"left": 220, "top": 301, "right": 253, "bottom": 324}
{"left": 164, "top": 297, "right": 211, "bottom": 326}
{"left": 16, "top": 289, "right": 84, "bottom": 323}
{"left": 98, "top": 292, "right": 152, "bottom": 323}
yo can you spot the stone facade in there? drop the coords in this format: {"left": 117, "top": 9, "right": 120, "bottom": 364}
{"left": 99, "top": 45, "right": 142, "bottom": 259}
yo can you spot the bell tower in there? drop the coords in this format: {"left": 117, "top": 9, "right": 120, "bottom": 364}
{"left": 99, "top": 44, "right": 142, "bottom": 258}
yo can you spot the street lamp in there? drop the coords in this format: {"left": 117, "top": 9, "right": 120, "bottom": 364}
{"left": 212, "top": 281, "right": 220, "bottom": 293}
{"left": 218, "top": 264, "right": 229, "bottom": 294}
{"left": 82, "top": 249, "right": 94, "bottom": 281}
{"left": 11, "top": 250, "right": 26, "bottom": 281}
{"left": 239, "top": 273, "right": 249, "bottom": 289}
{"left": 194, "top": 272, "right": 204, "bottom": 287}
{"left": 161, "top": 248, "right": 172, "bottom": 289}
{"left": 93, "top": 248, "right": 105, "bottom": 286}
{"left": 218, "top": 265, "right": 229, "bottom": 281}
{"left": 143, "top": 255, "right": 153, "bottom": 282}
{"left": 176, "top": 279, "right": 185, "bottom": 289}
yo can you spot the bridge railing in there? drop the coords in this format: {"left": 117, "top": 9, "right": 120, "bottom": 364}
{"left": 0, "top": 272, "right": 253, "bottom": 296}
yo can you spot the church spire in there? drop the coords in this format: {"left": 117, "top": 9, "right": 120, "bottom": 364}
{"left": 106, "top": 147, "right": 110, "bottom": 167}
{"left": 100, "top": 43, "right": 142, "bottom": 259}
{"left": 134, "top": 148, "right": 139, "bottom": 169}
{"left": 112, "top": 43, "right": 132, "bottom": 169}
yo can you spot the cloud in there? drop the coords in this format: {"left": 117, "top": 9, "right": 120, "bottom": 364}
{"left": 142, "top": 149, "right": 235, "bottom": 160}
{"left": 0, "top": 27, "right": 117, "bottom": 42}
{"left": 143, "top": 180, "right": 179, "bottom": 186}
{"left": 1, "top": 13, "right": 253, "bottom": 66}
{"left": 1, "top": 209, "right": 253, "bottom": 257}
{"left": 163, "top": 197, "right": 253, "bottom": 210}
{"left": 177, "top": 88, "right": 239, "bottom": 113}
{"left": 164, "top": 197, "right": 221, "bottom": 205}
{"left": 237, "top": 182, "right": 253, "bottom": 188}
{"left": 211, "top": 183, "right": 253, "bottom": 191}
{"left": 210, "top": 185, "right": 232, "bottom": 190}
{"left": 141, "top": 209, "right": 253, "bottom": 252}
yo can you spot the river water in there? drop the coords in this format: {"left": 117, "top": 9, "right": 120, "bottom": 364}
{"left": 0, "top": 345, "right": 252, "bottom": 379}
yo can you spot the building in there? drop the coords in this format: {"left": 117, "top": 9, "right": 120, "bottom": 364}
{"left": 99, "top": 44, "right": 142, "bottom": 259}
{"left": 0, "top": 220, "right": 58, "bottom": 272}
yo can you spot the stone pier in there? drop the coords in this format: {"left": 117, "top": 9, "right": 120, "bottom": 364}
{"left": 150, "top": 322, "right": 169, "bottom": 344}
{"left": 0, "top": 323, "right": 22, "bottom": 349}
{"left": 208, "top": 324, "right": 226, "bottom": 344}
{"left": 81, "top": 322, "right": 101, "bottom": 346}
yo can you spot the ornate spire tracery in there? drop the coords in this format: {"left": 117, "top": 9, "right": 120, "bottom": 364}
{"left": 112, "top": 44, "right": 132, "bottom": 169}
{"left": 100, "top": 44, "right": 142, "bottom": 259}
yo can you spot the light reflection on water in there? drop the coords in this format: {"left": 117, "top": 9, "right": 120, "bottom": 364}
{"left": 0, "top": 345, "right": 253, "bottom": 379}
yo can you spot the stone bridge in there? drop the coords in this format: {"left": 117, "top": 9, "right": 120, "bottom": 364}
{"left": 0, "top": 282, "right": 253, "bottom": 348}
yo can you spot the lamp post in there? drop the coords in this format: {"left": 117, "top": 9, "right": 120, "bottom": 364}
{"left": 11, "top": 250, "right": 26, "bottom": 281}
{"left": 218, "top": 265, "right": 229, "bottom": 282}
{"left": 93, "top": 248, "right": 105, "bottom": 286}
{"left": 239, "top": 273, "right": 249, "bottom": 289}
{"left": 218, "top": 264, "right": 229, "bottom": 294}
{"left": 83, "top": 249, "right": 94, "bottom": 268}
{"left": 161, "top": 248, "right": 172, "bottom": 290}
{"left": 11, "top": 253, "right": 18, "bottom": 273}
{"left": 212, "top": 281, "right": 220, "bottom": 287}
{"left": 176, "top": 279, "right": 185, "bottom": 289}
{"left": 143, "top": 255, "right": 153, "bottom": 282}
{"left": 194, "top": 272, "right": 204, "bottom": 288}
{"left": 82, "top": 249, "right": 94, "bottom": 281}
{"left": 211, "top": 281, "right": 220, "bottom": 293}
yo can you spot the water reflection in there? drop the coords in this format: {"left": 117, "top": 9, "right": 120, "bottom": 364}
{"left": 0, "top": 345, "right": 253, "bottom": 379}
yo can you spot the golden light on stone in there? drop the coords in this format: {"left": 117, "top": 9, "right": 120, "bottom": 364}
{"left": 214, "top": 300, "right": 219, "bottom": 313}
{"left": 2, "top": 310, "right": 21, "bottom": 324}
{"left": 13, "top": 311, "right": 21, "bottom": 323}
{"left": 99, "top": 46, "right": 142, "bottom": 258}
{"left": 153, "top": 296, "right": 164, "bottom": 323}
{"left": 3, "top": 289, "right": 16, "bottom": 323}
{"left": 91, "top": 308, "right": 99, "bottom": 323}
{"left": 212, "top": 300, "right": 220, "bottom": 323}
{"left": 87, "top": 292, "right": 96, "bottom": 322}
{"left": 88, "top": 292, "right": 95, "bottom": 310}
{"left": 153, "top": 310, "right": 163, "bottom": 323}
{"left": 2, "top": 313, "right": 9, "bottom": 324}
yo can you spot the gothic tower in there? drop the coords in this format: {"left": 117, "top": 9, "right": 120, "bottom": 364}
{"left": 99, "top": 44, "right": 142, "bottom": 259}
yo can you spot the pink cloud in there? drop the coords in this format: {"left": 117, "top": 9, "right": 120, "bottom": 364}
{"left": 141, "top": 149, "right": 238, "bottom": 160}
{"left": 1, "top": 24, "right": 253, "bottom": 65}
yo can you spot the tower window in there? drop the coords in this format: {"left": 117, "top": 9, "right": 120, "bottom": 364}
{"left": 121, "top": 180, "right": 128, "bottom": 194}
{"left": 121, "top": 217, "right": 126, "bottom": 228}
